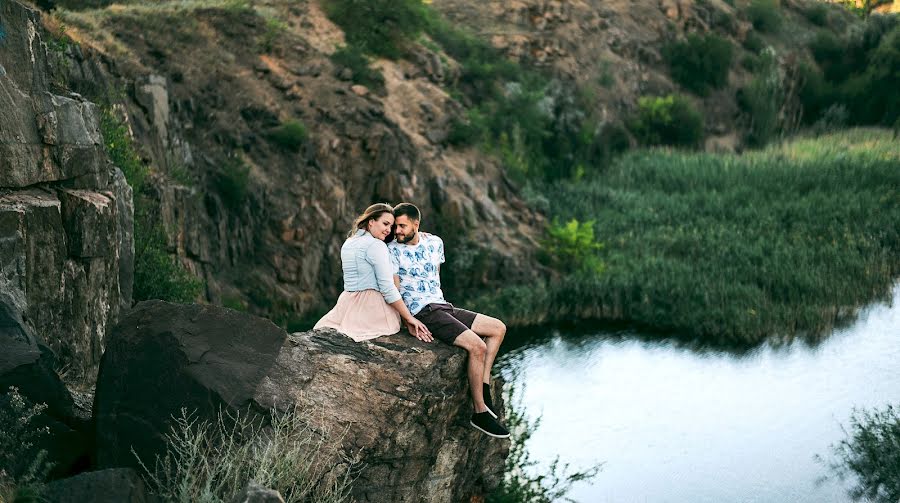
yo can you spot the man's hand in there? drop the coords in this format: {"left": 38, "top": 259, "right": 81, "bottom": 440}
{"left": 407, "top": 317, "right": 433, "bottom": 343}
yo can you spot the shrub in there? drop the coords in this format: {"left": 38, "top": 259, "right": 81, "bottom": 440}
{"left": 0, "top": 387, "right": 52, "bottom": 499}
{"left": 628, "top": 95, "right": 705, "bottom": 148}
{"left": 213, "top": 157, "right": 250, "bottom": 211}
{"left": 542, "top": 219, "right": 605, "bottom": 275}
{"left": 664, "top": 33, "right": 734, "bottom": 96}
{"left": 822, "top": 404, "right": 900, "bottom": 502}
{"left": 138, "top": 407, "right": 355, "bottom": 503}
{"left": 803, "top": 2, "right": 830, "bottom": 26}
{"left": 267, "top": 120, "right": 307, "bottom": 152}
{"left": 258, "top": 17, "right": 287, "bottom": 54}
{"left": 329, "top": 46, "right": 385, "bottom": 91}
{"left": 742, "top": 31, "right": 766, "bottom": 53}
{"left": 324, "top": 0, "right": 429, "bottom": 58}
{"left": 738, "top": 47, "right": 782, "bottom": 146}
{"left": 133, "top": 216, "right": 203, "bottom": 304}
{"left": 747, "top": 0, "right": 782, "bottom": 32}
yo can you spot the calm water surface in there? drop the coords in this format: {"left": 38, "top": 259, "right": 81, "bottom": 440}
{"left": 497, "top": 284, "right": 900, "bottom": 503}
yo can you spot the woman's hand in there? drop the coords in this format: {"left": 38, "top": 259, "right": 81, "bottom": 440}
{"left": 406, "top": 317, "right": 433, "bottom": 343}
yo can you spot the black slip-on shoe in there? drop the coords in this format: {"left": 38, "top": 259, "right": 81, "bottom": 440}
{"left": 483, "top": 383, "right": 498, "bottom": 419}
{"left": 470, "top": 411, "right": 510, "bottom": 438}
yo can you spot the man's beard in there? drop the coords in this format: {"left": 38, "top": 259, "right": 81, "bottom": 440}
{"left": 397, "top": 231, "right": 417, "bottom": 244}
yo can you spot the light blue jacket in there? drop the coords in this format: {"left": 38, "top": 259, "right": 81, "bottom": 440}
{"left": 341, "top": 229, "right": 402, "bottom": 304}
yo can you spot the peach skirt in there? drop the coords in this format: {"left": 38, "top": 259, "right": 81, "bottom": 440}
{"left": 313, "top": 290, "right": 401, "bottom": 342}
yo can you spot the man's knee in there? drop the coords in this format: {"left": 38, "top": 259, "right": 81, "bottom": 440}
{"left": 473, "top": 314, "right": 506, "bottom": 338}
{"left": 457, "top": 331, "right": 487, "bottom": 357}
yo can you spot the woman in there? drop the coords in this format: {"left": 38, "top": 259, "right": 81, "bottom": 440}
{"left": 314, "top": 203, "right": 431, "bottom": 341}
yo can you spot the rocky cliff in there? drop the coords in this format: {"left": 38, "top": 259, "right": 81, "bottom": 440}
{"left": 45, "top": 0, "right": 544, "bottom": 331}
{"left": 0, "top": 0, "right": 132, "bottom": 388}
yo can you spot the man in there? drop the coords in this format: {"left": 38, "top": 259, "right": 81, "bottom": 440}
{"left": 388, "top": 203, "right": 510, "bottom": 439}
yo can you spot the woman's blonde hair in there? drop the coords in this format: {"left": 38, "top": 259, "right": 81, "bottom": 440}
{"left": 348, "top": 203, "right": 394, "bottom": 238}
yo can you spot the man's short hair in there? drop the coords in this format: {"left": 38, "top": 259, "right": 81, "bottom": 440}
{"left": 393, "top": 203, "right": 420, "bottom": 221}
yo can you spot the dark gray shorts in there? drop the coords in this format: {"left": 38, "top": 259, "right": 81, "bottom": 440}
{"left": 414, "top": 303, "right": 477, "bottom": 344}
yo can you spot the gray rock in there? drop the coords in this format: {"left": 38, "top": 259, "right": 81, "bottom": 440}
{"left": 94, "top": 301, "right": 507, "bottom": 503}
{"left": 43, "top": 468, "right": 148, "bottom": 503}
{"left": 230, "top": 481, "right": 285, "bottom": 503}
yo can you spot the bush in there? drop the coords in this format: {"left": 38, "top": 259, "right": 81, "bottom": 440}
{"left": 803, "top": 2, "right": 830, "bottom": 26}
{"left": 267, "top": 120, "right": 307, "bottom": 152}
{"left": 324, "top": 0, "right": 428, "bottom": 58}
{"left": 738, "top": 47, "right": 782, "bottom": 146}
{"left": 823, "top": 404, "right": 900, "bottom": 502}
{"left": 0, "top": 387, "right": 52, "bottom": 499}
{"left": 628, "top": 95, "right": 705, "bottom": 148}
{"left": 213, "top": 157, "right": 250, "bottom": 211}
{"left": 742, "top": 31, "right": 766, "bottom": 53}
{"left": 542, "top": 219, "right": 605, "bottom": 275}
{"left": 329, "top": 46, "right": 385, "bottom": 91}
{"left": 747, "top": 0, "right": 782, "bottom": 32}
{"left": 138, "top": 407, "right": 354, "bottom": 503}
{"left": 663, "top": 33, "right": 734, "bottom": 96}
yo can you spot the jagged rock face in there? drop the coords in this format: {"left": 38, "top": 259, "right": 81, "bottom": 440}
{"left": 94, "top": 301, "right": 507, "bottom": 502}
{"left": 0, "top": 0, "right": 133, "bottom": 387}
{"left": 57, "top": 2, "right": 543, "bottom": 322}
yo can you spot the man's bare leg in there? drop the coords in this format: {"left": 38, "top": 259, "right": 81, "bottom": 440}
{"left": 471, "top": 314, "right": 507, "bottom": 384}
{"left": 453, "top": 330, "right": 489, "bottom": 413}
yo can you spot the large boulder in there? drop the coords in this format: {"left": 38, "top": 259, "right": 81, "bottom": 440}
{"left": 94, "top": 301, "right": 508, "bottom": 502}
{"left": 43, "top": 468, "right": 149, "bottom": 503}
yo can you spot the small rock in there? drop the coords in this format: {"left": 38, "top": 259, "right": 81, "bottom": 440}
{"left": 43, "top": 468, "right": 148, "bottom": 503}
{"left": 337, "top": 67, "right": 353, "bottom": 81}
{"left": 350, "top": 85, "right": 369, "bottom": 97}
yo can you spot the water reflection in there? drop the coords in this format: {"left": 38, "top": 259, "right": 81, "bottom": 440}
{"left": 498, "top": 285, "right": 899, "bottom": 503}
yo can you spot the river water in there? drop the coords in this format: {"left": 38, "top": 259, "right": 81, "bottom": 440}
{"left": 497, "top": 284, "right": 900, "bottom": 502}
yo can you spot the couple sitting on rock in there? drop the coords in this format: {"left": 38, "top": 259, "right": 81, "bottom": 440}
{"left": 314, "top": 203, "right": 510, "bottom": 439}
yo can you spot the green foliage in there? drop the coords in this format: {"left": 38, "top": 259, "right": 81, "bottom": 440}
{"left": 747, "top": 0, "right": 783, "bottom": 32}
{"left": 487, "top": 383, "right": 602, "bottom": 503}
{"left": 742, "top": 31, "right": 766, "bottom": 53}
{"left": 0, "top": 387, "right": 52, "bottom": 501}
{"left": 100, "top": 108, "right": 203, "bottom": 304}
{"left": 823, "top": 404, "right": 900, "bottom": 502}
{"left": 802, "top": 2, "right": 830, "bottom": 26}
{"left": 133, "top": 215, "right": 204, "bottom": 304}
{"left": 258, "top": 16, "right": 287, "bottom": 53}
{"left": 213, "top": 157, "right": 250, "bottom": 211}
{"left": 324, "top": 0, "right": 429, "bottom": 58}
{"left": 663, "top": 33, "right": 734, "bottom": 96}
{"left": 267, "top": 120, "right": 308, "bottom": 152}
{"left": 329, "top": 46, "right": 385, "bottom": 91}
{"left": 137, "top": 407, "right": 354, "bottom": 503}
{"left": 472, "top": 130, "right": 900, "bottom": 345}
{"left": 628, "top": 95, "right": 705, "bottom": 148}
{"left": 805, "top": 17, "right": 900, "bottom": 127}
{"left": 738, "top": 47, "right": 782, "bottom": 146}
{"left": 542, "top": 219, "right": 605, "bottom": 275}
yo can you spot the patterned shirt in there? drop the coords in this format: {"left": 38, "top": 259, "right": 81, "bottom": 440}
{"left": 387, "top": 233, "right": 446, "bottom": 315}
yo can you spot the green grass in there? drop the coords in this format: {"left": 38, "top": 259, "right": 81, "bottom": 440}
{"left": 473, "top": 129, "right": 900, "bottom": 346}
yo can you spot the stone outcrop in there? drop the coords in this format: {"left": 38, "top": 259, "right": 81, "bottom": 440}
{"left": 0, "top": 0, "right": 133, "bottom": 387}
{"left": 94, "top": 301, "right": 507, "bottom": 502}
{"left": 43, "top": 468, "right": 149, "bottom": 503}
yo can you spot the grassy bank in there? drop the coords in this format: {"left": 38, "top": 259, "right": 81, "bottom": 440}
{"left": 472, "top": 129, "right": 899, "bottom": 346}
